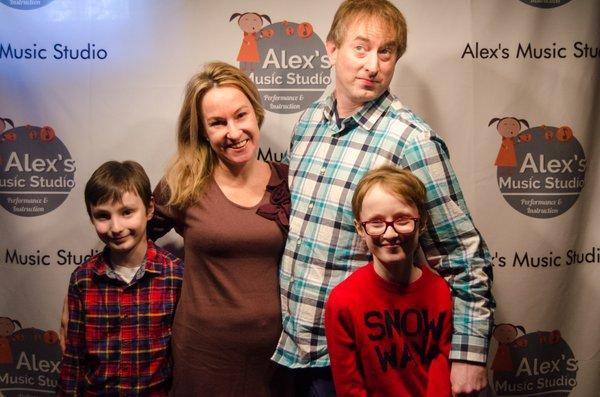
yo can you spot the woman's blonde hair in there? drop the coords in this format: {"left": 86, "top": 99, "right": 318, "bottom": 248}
{"left": 164, "top": 61, "right": 264, "bottom": 209}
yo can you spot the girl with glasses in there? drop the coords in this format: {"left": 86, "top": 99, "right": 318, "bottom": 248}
{"left": 325, "top": 165, "right": 453, "bottom": 396}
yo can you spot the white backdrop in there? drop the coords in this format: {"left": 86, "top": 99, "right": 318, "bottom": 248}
{"left": 1, "top": 0, "right": 598, "bottom": 395}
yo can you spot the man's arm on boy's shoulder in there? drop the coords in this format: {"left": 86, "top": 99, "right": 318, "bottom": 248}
{"left": 57, "top": 275, "right": 87, "bottom": 396}
{"left": 400, "top": 131, "right": 494, "bottom": 392}
{"left": 324, "top": 290, "right": 368, "bottom": 397}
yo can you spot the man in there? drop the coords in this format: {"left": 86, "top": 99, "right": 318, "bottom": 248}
{"left": 272, "top": 1, "right": 494, "bottom": 395}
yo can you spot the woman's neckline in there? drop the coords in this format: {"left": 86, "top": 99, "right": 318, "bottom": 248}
{"left": 212, "top": 161, "right": 274, "bottom": 209}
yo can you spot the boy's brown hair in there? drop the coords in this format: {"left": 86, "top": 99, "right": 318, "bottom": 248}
{"left": 84, "top": 160, "right": 152, "bottom": 217}
{"left": 352, "top": 165, "right": 428, "bottom": 231}
{"left": 326, "top": 0, "right": 408, "bottom": 59}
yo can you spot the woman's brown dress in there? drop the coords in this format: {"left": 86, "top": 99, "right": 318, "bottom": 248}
{"left": 151, "top": 162, "right": 290, "bottom": 396}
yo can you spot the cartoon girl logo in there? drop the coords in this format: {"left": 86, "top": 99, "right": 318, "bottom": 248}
{"left": 491, "top": 323, "right": 527, "bottom": 372}
{"left": 230, "top": 12, "right": 272, "bottom": 73}
{"left": 0, "top": 316, "right": 22, "bottom": 364}
{"left": 489, "top": 117, "right": 530, "bottom": 168}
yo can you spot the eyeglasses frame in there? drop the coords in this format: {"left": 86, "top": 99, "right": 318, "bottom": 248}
{"left": 359, "top": 217, "right": 420, "bottom": 237}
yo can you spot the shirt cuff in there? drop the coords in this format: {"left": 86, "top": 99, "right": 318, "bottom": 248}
{"left": 449, "top": 333, "right": 489, "bottom": 364}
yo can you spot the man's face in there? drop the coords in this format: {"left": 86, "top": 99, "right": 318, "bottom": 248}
{"left": 326, "top": 15, "right": 398, "bottom": 115}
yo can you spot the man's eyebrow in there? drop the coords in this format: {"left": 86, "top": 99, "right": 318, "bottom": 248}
{"left": 351, "top": 35, "right": 369, "bottom": 43}
{"left": 351, "top": 36, "right": 396, "bottom": 49}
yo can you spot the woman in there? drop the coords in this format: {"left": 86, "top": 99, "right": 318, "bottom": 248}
{"left": 150, "top": 62, "right": 290, "bottom": 396}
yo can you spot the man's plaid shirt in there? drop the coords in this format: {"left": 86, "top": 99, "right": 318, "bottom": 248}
{"left": 272, "top": 91, "right": 494, "bottom": 368}
{"left": 57, "top": 240, "right": 183, "bottom": 396}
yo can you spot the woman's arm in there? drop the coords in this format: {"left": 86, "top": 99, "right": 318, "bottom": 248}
{"left": 148, "top": 180, "right": 179, "bottom": 241}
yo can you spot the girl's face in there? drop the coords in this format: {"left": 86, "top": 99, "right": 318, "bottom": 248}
{"left": 497, "top": 118, "right": 521, "bottom": 138}
{"left": 355, "top": 184, "right": 420, "bottom": 276}
{"left": 238, "top": 14, "right": 263, "bottom": 33}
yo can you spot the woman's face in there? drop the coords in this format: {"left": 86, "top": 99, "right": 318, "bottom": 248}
{"left": 201, "top": 85, "right": 260, "bottom": 169}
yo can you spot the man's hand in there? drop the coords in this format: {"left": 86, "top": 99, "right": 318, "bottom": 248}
{"left": 450, "top": 361, "right": 488, "bottom": 396}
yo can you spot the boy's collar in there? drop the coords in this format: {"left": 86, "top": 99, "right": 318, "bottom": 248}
{"left": 93, "top": 239, "right": 162, "bottom": 277}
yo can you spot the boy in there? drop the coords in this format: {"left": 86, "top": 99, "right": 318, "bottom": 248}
{"left": 325, "top": 166, "right": 452, "bottom": 396}
{"left": 57, "top": 160, "right": 183, "bottom": 396}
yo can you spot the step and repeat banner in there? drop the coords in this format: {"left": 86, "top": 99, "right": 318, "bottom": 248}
{"left": 1, "top": 0, "right": 598, "bottom": 395}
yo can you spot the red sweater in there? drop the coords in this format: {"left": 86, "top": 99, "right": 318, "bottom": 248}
{"left": 325, "top": 263, "right": 452, "bottom": 397}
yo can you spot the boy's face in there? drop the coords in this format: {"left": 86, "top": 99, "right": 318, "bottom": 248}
{"left": 89, "top": 191, "right": 154, "bottom": 258}
{"left": 355, "top": 184, "right": 419, "bottom": 272}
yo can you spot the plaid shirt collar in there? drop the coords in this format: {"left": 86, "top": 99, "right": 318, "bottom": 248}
{"left": 92, "top": 239, "right": 163, "bottom": 281}
{"left": 322, "top": 90, "right": 395, "bottom": 133}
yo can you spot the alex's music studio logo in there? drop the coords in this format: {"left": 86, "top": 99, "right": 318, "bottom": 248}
{"left": 490, "top": 323, "right": 578, "bottom": 396}
{"left": 0, "top": 117, "right": 76, "bottom": 216}
{"left": 230, "top": 10, "right": 331, "bottom": 114}
{"left": 519, "top": 0, "right": 574, "bottom": 8}
{"left": 0, "top": 316, "right": 62, "bottom": 395}
{"left": 489, "top": 117, "right": 586, "bottom": 218}
{"left": 0, "top": 0, "right": 55, "bottom": 10}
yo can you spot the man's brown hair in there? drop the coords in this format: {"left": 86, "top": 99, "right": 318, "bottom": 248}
{"left": 326, "top": 0, "right": 408, "bottom": 58}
